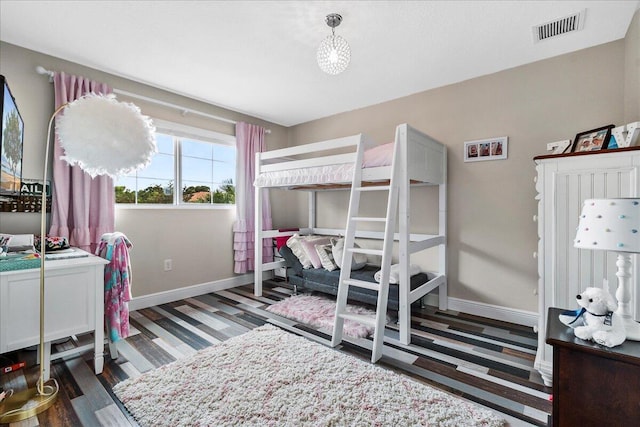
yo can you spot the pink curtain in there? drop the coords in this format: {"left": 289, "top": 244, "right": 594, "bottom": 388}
{"left": 48, "top": 72, "right": 115, "bottom": 253}
{"left": 233, "top": 122, "right": 273, "bottom": 273}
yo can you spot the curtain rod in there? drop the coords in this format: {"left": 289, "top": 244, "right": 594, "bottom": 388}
{"left": 36, "top": 66, "right": 271, "bottom": 134}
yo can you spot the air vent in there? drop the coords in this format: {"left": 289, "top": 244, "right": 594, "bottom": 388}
{"left": 532, "top": 10, "right": 586, "bottom": 43}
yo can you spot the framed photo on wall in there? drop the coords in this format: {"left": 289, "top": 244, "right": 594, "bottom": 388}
{"left": 571, "top": 125, "right": 614, "bottom": 153}
{"left": 464, "top": 136, "right": 508, "bottom": 162}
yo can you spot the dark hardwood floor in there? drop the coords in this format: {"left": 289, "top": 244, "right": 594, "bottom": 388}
{"left": 1, "top": 280, "right": 551, "bottom": 426}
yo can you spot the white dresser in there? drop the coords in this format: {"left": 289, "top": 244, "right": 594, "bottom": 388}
{"left": 0, "top": 251, "right": 108, "bottom": 379}
{"left": 534, "top": 147, "right": 640, "bottom": 386}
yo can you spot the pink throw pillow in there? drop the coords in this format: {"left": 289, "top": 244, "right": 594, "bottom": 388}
{"left": 363, "top": 142, "right": 394, "bottom": 168}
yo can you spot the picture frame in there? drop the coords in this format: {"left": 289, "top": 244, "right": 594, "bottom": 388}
{"left": 571, "top": 125, "right": 614, "bottom": 153}
{"left": 546, "top": 139, "right": 572, "bottom": 155}
{"left": 464, "top": 136, "right": 508, "bottom": 162}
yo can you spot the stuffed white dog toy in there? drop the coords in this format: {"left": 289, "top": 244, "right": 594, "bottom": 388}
{"left": 573, "top": 287, "right": 626, "bottom": 348}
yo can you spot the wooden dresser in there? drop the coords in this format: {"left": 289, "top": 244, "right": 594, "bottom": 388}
{"left": 546, "top": 307, "right": 640, "bottom": 425}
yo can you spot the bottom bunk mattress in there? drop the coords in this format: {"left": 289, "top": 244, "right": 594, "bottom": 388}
{"left": 288, "top": 265, "right": 430, "bottom": 311}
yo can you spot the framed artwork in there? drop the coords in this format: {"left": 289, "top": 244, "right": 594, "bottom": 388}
{"left": 546, "top": 139, "right": 572, "bottom": 154}
{"left": 464, "top": 136, "right": 508, "bottom": 162}
{"left": 571, "top": 125, "right": 614, "bottom": 153}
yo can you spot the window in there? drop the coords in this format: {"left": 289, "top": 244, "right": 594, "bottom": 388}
{"left": 181, "top": 138, "right": 236, "bottom": 204}
{"left": 115, "top": 120, "right": 236, "bottom": 207}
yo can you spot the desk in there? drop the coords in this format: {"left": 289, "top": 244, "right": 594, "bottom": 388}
{"left": 546, "top": 307, "right": 640, "bottom": 425}
{"left": 0, "top": 250, "right": 108, "bottom": 379}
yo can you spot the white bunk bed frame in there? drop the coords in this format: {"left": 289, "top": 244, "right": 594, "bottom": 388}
{"left": 254, "top": 123, "right": 447, "bottom": 347}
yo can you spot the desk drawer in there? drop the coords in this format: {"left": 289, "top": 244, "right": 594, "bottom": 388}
{"left": 0, "top": 267, "right": 96, "bottom": 353}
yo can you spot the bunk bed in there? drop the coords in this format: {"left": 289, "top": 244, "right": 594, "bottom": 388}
{"left": 254, "top": 123, "right": 447, "bottom": 347}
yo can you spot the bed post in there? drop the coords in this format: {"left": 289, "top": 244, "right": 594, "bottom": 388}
{"left": 309, "top": 191, "right": 316, "bottom": 231}
{"left": 397, "top": 124, "right": 412, "bottom": 345}
{"left": 438, "top": 152, "right": 448, "bottom": 310}
{"left": 255, "top": 152, "right": 263, "bottom": 297}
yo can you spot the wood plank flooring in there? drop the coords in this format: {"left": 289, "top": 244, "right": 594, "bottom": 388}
{"left": 1, "top": 280, "right": 551, "bottom": 426}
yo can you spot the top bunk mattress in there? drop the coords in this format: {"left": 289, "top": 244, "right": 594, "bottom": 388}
{"left": 255, "top": 142, "right": 393, "bottom": 188}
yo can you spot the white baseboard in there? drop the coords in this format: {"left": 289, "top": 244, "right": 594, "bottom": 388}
{"left": 423, "top": 294, "right": 538, "bottom": 328}
{"left": 130, "top": 276, "right": 538, "bottom": 329}
{"left": 129, "top": 273, "right": 255, "bottom": 311}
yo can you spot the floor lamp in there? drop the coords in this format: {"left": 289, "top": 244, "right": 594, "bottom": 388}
{"left": 574, "top": 198, "right": 640, "bottom": 340}
{"left": 0, "top": 93, "right": 155, "bottom": 422}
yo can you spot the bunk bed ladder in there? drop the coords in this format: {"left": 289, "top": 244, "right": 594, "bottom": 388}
{"left": 331, "top": 141, "right": 400, "bottom": 363}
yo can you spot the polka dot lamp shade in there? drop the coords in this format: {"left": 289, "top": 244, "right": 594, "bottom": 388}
{"left": 574, "top": 198, "right": 640, "bottom": 253}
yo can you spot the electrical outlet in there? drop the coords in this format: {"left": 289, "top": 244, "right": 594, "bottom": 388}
{"left": 164, "top": 259, "right": 172, "bottom": 271}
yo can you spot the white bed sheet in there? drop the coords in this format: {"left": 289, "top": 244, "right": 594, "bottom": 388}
{"left": 255, "top": 142, "right": 394, "bottom": 188}
{"left": 255, "top": 163, "right": 355, "bottom": 187}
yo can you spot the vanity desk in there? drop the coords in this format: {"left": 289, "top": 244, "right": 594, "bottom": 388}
{"left": 0, "top": 250, "right": 108, "bottom": 379}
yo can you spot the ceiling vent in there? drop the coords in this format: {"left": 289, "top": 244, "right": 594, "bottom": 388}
{"left": 532, "top": 10, "right": 586, "bottom": 43}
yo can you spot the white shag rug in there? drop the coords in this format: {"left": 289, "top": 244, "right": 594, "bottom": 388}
{"left": 266, "top": 294, "right": 382, "bottom": 338}
{"left": 114, "top": 325, "right": 506, "bottom": 427}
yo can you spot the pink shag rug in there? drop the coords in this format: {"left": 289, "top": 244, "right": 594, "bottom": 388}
{"left": 114, "top": 325, "right": 506, "bottom": 427}
{"left": 266, "top": 294, "right": 383, "bottom": 338}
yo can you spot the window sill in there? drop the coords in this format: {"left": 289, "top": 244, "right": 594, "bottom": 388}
{"left": 116, "top": 204, "right": 235, "bottom": 210}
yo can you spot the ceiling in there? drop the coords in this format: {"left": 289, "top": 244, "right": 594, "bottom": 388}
{"left": 1, "top": 1, "right": 638, "bottom": 127}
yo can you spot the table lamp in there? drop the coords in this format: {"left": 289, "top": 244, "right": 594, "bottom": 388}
{"left": 574, "top": 198, "right": 640, "bottom": 340}
{"left": 0, "top": 93, "right": 155, "bottom": 422}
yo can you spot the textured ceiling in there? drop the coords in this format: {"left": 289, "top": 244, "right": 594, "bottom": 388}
{"left": 1, "top": 1, "right": 638, "bottom": 126}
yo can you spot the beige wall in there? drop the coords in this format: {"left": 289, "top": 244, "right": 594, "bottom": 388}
{"left": 625, "top": 8, "right": 640, "bottom": 122}
{"left": 0, "top": 42, "right": 288, "bottom": 298}
{"left": 285, "top": 39, "right": 630, "bottom": 313}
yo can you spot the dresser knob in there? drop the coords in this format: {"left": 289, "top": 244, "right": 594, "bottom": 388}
{"left": 533, "top": 215, "right": 538, "bottom": 222}
{"left": 533, "top": 252, "right": 538, "bottom": 259}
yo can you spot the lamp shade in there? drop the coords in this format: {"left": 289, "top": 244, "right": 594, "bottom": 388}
{"left": 56, "top": 93, "right": 156, "bottom": 178}
{"left": 574, "top": 198, "right": 640, "bottom": 253}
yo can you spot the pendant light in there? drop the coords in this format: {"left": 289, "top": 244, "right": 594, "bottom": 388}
{"left": 317, "top": 13, "right": 351, "bottom": 75}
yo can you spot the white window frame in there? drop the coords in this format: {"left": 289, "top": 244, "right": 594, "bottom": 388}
{"left": 116, "top": 118, "right": 236, "bottom": 210}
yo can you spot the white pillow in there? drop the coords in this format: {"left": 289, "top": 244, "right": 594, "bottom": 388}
{"left": 315, "top": 243, "right": 338, "bottom": 271}
{"left": 300, "top": 236, "right": 331, "bottom": 269}
{"left": 331, "top": 237, "right": 367, "bottom": 271}
{"left": 286, "top": 234, "right": 331, "bottom": 269}
{"left": 286, "top": 234, "right": 311, "bottom": 268}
